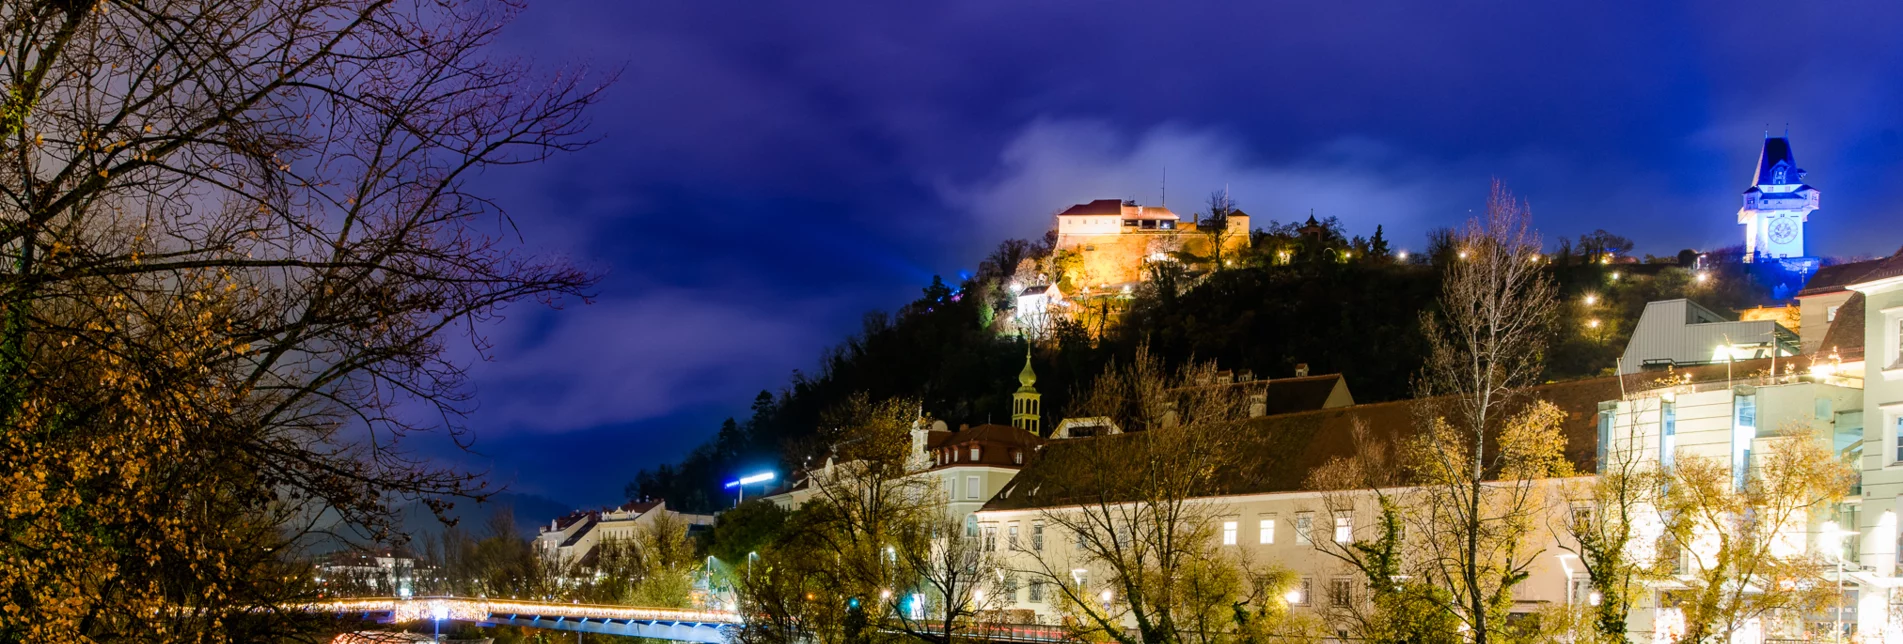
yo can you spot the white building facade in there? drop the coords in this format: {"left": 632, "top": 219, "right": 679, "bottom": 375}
{"left": 1739, "top": 136, "right": 1820, "bottom": 263}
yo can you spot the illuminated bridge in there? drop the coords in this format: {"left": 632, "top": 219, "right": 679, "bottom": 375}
{"left": 312, "top": 597, "right": 739, "bottom": 642}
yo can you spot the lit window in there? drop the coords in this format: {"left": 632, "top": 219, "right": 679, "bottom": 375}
{"left": 1661, "top": 400, "right": 1677, "bottom": 470}
{"left": 1334, "top": 512, "right": 1353, "bottom": 543}
{"left": 1260, "top": 516, "right": 1275, "bottom": 544}
{"left": 1222, "top": 520, "right": 1238, "bottom": 546}
{"left": 1295, "top": 513, "right": 1314, "bottom": 545}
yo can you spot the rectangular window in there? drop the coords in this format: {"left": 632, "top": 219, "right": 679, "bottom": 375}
{"left": 1222, "top": 520, "right": 1238, "bottom": 546}
{"left": 1661, "top": 400, "right": 1677, "bottom": 470}
{"left": 966, "top": 475, "right": 980, "bottom": 500}
{"left": 971, "top": 445, "right": 982, "bottom": 461}
{"left": 1734, "top": 394, "right": 1757, "bottom": 489}
{"left": 1029, "top": 582, "right": 1044, "bottom": 603}
{"left": 1894, "top": 416, "right": 1903, "bottom": 464}
{"left": 1330, "top": 578, "right": 1353, "bottom": 607}
{"left": 983, "top": 526, "right": 998, "bottom": 551}
{"left": 1008, "top": 523, "right": 1020, "bottom": 550}
{"left": 1259, "top": 516, "right": 1276, "bottom": 544}
{"left": 1334, "top": 512, "right": 1353, "bottom": 543}
{"left": 1596, "top": 403, "right": 1616, "bottom": 473}
{"left": 1032, "top": 523, "right": 1044, "bottom": 551}
{"left": 1291, "top": 578, "right": 1312, "bottom": 606}
{"left": 1295, "top": 513, "right": 1314, "bottom": 545}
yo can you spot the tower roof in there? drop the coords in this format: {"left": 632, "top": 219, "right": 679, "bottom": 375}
{"left": 1750, "top": 136, "right": 1805, "bottom": 187}
{"left": 1016, "top": 346, "right": 1037, "bottom": 391}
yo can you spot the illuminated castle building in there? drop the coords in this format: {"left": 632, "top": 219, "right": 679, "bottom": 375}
{"left": 1739, "top": 135, "right": 1820, "bottom": 264}
{"left": 1052, "top": 199, "right": 1251, "bottom": 286}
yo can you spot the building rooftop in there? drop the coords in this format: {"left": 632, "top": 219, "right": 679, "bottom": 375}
{"left": 1797, "top": 258, "right": 1884, "bottom": 298}
{"left": 1818, "top": 291, "right": 1866, "bottom": 362}
{"left": 983, "top": 361, "right": 1791, "bottom": 513}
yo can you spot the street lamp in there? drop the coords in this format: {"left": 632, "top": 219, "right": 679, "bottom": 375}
{"left": 430, "top": 602, "right": 449, "bottom": 641}
{"left": 724, "top": 471, "right": 776, "bottom": 506}
{"left": 1824, "top": 521, "right": 1861, "bottom": 643}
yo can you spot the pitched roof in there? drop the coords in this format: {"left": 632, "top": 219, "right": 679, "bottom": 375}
{"left": 1261, "top": 374, "right": 1352, "bottom": 416}
{"left": 1818, "top": 292, "right": 1866, "bottom": 362}
{"left": 1752, "top": 136, "right": 1801, "bottom": 186}
{"left": 940, "top": 423, "right": 1042, "bottom": 448}
{"left": 1058, "top": 199, "right": 1125, "bottom": 217}
{"left": 1847, "top": 251, "right": 1903, "bottom": 288}
{"left": 983, "top": 363, "right": 1785, "bottom": 513}
{"left": 1798, "top": 259, "right": 1884, "bottom": 297}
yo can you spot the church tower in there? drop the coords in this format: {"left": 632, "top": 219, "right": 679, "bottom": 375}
{"left": 1011, "top": 346, "right": 1041, "bottom": 435}
{"left": 1738, "top": 135, "right": 1820, "bottom": 262}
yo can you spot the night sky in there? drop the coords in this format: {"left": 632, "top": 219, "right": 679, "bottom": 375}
{"left": 424, "top": 1, "right": 1903, "bottom": 507}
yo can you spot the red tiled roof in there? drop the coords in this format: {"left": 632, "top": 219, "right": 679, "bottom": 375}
{"left": 1057, "top": 199, "right": 1124, "bottom": 217}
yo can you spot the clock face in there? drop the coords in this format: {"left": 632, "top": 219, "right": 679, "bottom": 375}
{"left": 1769, "top": 219, "right": 1798, "bottom": 244}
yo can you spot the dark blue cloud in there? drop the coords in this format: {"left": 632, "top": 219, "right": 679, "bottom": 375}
{"left": 428, "top": 0, "right": 1903, "bottom": 506}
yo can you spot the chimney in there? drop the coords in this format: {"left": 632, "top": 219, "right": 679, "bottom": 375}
{"left": 959, "top": 423, "right": 969, "bottom": 432}
{"left": 1294, "top": 363, "right": 1310, "bottom": 378}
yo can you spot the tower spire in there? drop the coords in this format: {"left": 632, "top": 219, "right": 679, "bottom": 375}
{"left": 1011, "top": 342, "right": 1041, "bottom": 435}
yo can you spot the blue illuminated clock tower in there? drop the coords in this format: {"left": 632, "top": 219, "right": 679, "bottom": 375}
{"left": 1738, "top": 135, "right": 1819, "bottom": 264}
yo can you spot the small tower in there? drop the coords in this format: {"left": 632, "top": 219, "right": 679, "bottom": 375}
{"left": 1011, "top": 346, "right": 1041, "bottom": 435}
{"left": 1738, "top": 135, "right": 1820, "bottom": 262}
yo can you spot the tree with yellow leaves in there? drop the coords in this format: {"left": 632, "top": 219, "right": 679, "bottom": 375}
{"left": 1409, "top": 181, "right": 1566, "bottom": 644}
{"left": 0, "top": 0, "right": 601, "bottom": 639}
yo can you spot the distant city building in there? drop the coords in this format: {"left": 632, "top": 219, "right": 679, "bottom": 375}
{"left": 534, "top": 500, "right": 714, "bottom": 567}
{"left": 1618, "top": 298, "right": 1798, "bottom": 374}
{"left": 1739, "top": 135, "right": 1820, "bottom": 265}
{"left": 315, "top": 551, "right": 416, "bottom": 598}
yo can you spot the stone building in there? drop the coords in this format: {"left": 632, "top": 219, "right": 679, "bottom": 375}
{"left": 1051, "top": 199, "right": 1251, "bottom": 287}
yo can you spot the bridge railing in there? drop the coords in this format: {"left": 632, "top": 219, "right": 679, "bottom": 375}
{"left": 307, "top": 597, "right": 741, "bottom": 624}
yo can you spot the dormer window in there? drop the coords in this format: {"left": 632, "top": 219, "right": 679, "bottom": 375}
{"left": 1773, "top": 165, "right": 1788, "bottom": 184}
{"left": 1013, "top": 450, "right": 1023, "bottom": 465}
{"left": 970, "top": 445, "right": 982, "bottom": 461}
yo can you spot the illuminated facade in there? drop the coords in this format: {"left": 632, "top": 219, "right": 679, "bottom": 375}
{"left": 1739, "top": 136, "right": 1820, "bottom": 262}
{"left": 1051, "top": 199, "right": 1251, "bottom": 286}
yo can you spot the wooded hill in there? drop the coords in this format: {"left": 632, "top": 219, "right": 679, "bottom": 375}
{"left": 630, "top": 218, "right": 1790, "bottom": 512}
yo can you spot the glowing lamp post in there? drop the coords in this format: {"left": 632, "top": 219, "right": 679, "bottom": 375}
{"left": 725, "top": 471, "right": 776, "bottom": 506}
{"left": 430, "top": 602, "right": 449, "bottom": 641}
{"left": 1823, "top": 521, "right": 1860, "bottom": 643}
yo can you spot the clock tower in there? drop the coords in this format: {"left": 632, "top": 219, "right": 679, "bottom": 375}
{"left": 1738, "top": 135, "right": 1819, "bottom": 262}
